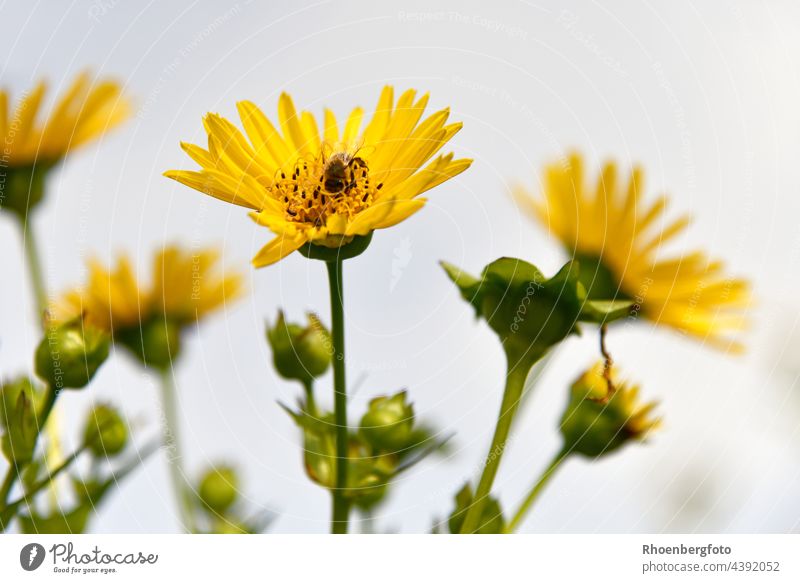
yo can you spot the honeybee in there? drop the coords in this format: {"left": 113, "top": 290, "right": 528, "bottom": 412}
{"left": 321, "top": 151, "right": 368, "bottom": 194}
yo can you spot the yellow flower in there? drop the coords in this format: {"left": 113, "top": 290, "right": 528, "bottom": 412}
{"left": 164, "top": 87, "right": 471, "bottom": 266}
{"left": 561, "top": 362, "right": 661, "bottom": 458}
{"left": 516, "top": 152, "right": 750, "bottom": 352}
{"left": 0, "top": 71, "right": 130, "bottom": 167}
{"left": 54, "top": 245, "right": 242, "bottom": 333}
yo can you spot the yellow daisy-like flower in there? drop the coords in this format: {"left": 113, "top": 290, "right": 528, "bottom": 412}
{"left": 516, "top": 152, "right": 750, "bottom": 352}
{"left": 0, "top": 71, "right": 129, "bottom": 167}
{"left": 54, "top": 245, "right": 242, "bottom": 333}
{"left": 164, "top": 87, "right": 471, "bottom": 266}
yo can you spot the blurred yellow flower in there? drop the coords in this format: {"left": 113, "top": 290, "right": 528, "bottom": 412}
{"left": 54, "top": 245, "right": 242, "bottom": 332}
{"left": 165, "top": 87, "right": 471, "bottom": 266}
{"left": 516, "top": 152, "right": 750, "bottom": 352}
{"left": 0, "top": 71, "right": 129, "bottom": 167}
{"left": 561, "top": 361, "right": 661, "bottom": 458}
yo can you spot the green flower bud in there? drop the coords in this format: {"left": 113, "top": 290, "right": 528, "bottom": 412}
{"left": 266, "top": 311, "right": 331, "bottom": 384}
{"left": 0, "top": 380, "right": 42, "bottom": 465}
{"left": 560, "top": 362, "right": 661, "bottom": 458}
{"left": 347, "top": 449, "right": 396, "bottom": 510}
{"left": 1, "top": 163, "right": 51, "bottom": 217}
{"left": 0, "top": 377, "right": 42, "bottom": 429}
{"left": 284, "top": 406, "right": 398, "bottom": 508}
{"left": 198, "top": 465, "right": 239, "bottom": 513}
{"left": 448, "top": 483, "right": 504, "bottom": 534}
{"left": 35, "top": 320, "right": 110, "bottom": 389}
{"left": 83, "top": 404, "right": 128, "bottom": 457}
{"left": 118, "top": 318, "right": 182, "bottom": 370}
{"left": 359, "top": 391, "right": 415, "bottom": 452}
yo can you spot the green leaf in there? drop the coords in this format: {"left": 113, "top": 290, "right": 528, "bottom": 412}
{"left": 581, "top": 299, "right": 635, "bottom": 324}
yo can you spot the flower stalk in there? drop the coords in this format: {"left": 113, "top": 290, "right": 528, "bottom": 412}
{"left": 17, "top": 216, "right": 48, "bottom": 324}
{"left": 459, "top": 359, "right": 529, "bottom": 534}
{"left": 159, "top": 371, "right": 196, "bottom": 533}
{"left": 326, "top": 258, "right": 350, "bottom": 534}
{"left": 504, "top": 447, "right": 569, "bottom": 533}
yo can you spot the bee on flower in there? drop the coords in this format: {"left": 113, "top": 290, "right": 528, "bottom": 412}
{"left": 165, "top": 87, "right": 471, "bottom": 266}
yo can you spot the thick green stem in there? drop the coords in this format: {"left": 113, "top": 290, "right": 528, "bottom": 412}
{"left": 326, "top": 258, "right": 350, "bottom": 534}
{"left": 460, "top": 358, "right": 530, "bottom": 534}
{"left": 159, "top": 371, "right": 197, "bottom": 533}
{"left": 505, "top": 447, "right": 569, "bottom": 533}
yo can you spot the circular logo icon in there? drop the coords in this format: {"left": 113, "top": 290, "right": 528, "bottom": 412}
{"left": 20, "top": 543, "right": 46, "bottom": 571}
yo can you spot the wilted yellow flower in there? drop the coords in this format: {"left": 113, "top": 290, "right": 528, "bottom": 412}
{"left": 0, "top": 71, "right": 129, "bottom": 167}
{"left": 165, "top": 87, "right": 471, "bottom": 266}
{"left": 516, "top": 152, "right": 750, "bottom": 351}
{"left": 54, "top": 245, "right": 242, "bottom": 332}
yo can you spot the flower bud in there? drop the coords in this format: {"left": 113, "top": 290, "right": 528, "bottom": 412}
{"left": 359, "top": 391, "right": 415, "bottom": 452}
{"left": 448, "top": 483, "right": 504, "bottom": 534}
{"left": 198, "top": 465, "right": 239, "bottom": 513}
{"left": 35, "top": 320, "right": 110, "bottom": 389}
{"left": 0, "top": 379, "right": 42, "bottom": 465}
{"left": 560, "top": 362, "right": 660, "bottom": 458}
{"left": 118, "top": 318, "right": 182, "bottom": 370}
{"left": 266, "top": 311, "right": 331, "bottom": 384}
{"left": 286, "top": 407, "right": 398, "bottom": 508}
{"left": 82, "top": 404, "right": 128, "bottom": 457}
{"left": 0, "top": 377, "right": 41, "bottom": 429}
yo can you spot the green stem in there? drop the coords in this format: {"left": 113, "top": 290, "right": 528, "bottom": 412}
{"left": 16, "top": 213, "right": 66, "bottom": 508}
{"left": 17, "top": 216, "right": 48, "bottom": 323}
{"left": 326, "top": 258, "right": 350, "bottom": 534}
{"left": 159, "top": 371, "right": 197, "bottom": 533}
{"left": 0, "top": 384, "right": 58, "bottom": 530}
{"left": 0, "top": 472, "right": 15, "bottom": 512}
{"left": 0, "top": 442, "right": 89, "bottom": 528}
{"left": 302, "top": 380, "right": 317, "bottom": 417}
{"left": 504, "top": 447, "right": 570, "bottom": 533}
{"left": 460, "top": 357, "right": 530, "bottom": 534}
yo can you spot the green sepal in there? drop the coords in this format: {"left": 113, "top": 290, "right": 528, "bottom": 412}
{"left": 297, "top": 232, "right": 373, "bottom": 261}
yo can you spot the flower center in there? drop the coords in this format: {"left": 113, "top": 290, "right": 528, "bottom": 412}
{"left": 270, "top": 154, "right": 383, "bottom": 227}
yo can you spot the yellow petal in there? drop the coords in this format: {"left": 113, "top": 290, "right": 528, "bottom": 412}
{"left": 251, "top": 233, "right": 307, "bottom": 267}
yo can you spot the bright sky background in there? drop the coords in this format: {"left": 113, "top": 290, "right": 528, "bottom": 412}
{"left": 1, "top": 0, "right": 799, "bottom": 533}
